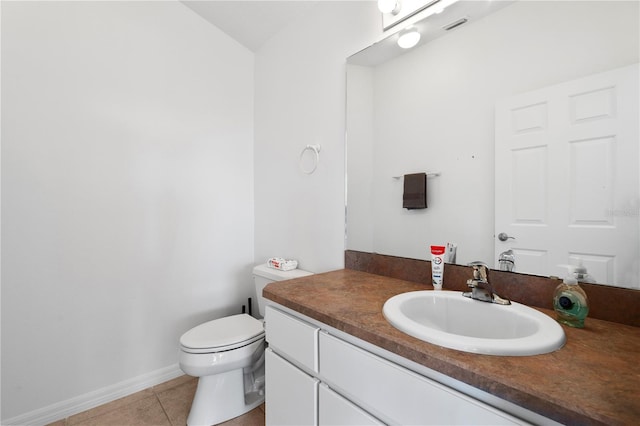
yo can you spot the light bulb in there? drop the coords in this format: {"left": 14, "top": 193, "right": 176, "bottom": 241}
{"left": 378, "top": 0, "right": 401, "bottom": 15}
{"left": 397, "top": 28, "right": 421, "bottom": 49}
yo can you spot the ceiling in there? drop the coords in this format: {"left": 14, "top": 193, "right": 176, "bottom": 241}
{"left": 181, "top": 1, "right": 318, "bottom": 52}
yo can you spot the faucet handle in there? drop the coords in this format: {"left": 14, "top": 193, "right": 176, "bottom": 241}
{"left": 464, "top": 262, "right": 511, "bottom": 305}
{"left": 468, "top": 261, "right": 489, "bottom": 282}
{"left": 466, "top": 278, "right": 480, "bottom": 288}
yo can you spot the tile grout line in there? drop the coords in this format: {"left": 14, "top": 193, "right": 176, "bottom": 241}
{"left": 152, "top": 386, "right": 175, "bottom": 426}
{"left": 45, "top": 376, "right": 195, "bottom": 426}
{"left": 60, "top": 386, "right": 157, "bottom": 426}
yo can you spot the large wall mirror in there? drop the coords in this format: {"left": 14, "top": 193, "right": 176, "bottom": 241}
{"left": 346, "top": 0, "right": 639, "bottom": 289}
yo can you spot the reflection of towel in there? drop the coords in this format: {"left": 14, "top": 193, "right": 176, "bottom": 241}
{"left": 403, "top": 173, "right": 427, "bottom": 209}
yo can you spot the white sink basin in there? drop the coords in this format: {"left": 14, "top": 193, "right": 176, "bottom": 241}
{"left": 383, "top": 291, "right": 565, "bottom": 356}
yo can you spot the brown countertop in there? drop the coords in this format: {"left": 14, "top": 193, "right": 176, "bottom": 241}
{"left": 264, "top": 269, "right": 640, "bottom": 426}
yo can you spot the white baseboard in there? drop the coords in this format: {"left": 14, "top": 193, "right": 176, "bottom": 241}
{"left": 2, "top": 363, "right": 184, "bottom": 426}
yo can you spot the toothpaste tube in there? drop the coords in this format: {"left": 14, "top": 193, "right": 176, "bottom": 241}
{"left": 431, "top": 245, "right": 446, "bottom": 290}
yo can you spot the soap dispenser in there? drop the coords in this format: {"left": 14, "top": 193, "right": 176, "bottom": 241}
{"left": 553, "top": 268, "right": 589, "bottom": 328}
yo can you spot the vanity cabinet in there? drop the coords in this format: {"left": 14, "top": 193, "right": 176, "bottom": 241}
{"left": 265, "top": 349, "right": 318, "bottom": 425}
{"left": 318, "top": 384, "right": 383, "bottom": 425}
{"left": 264, "top": 304, "right": 320, "bottom": 425}
{"left": 265, "top": 305, "right": 529, "bottom": 425}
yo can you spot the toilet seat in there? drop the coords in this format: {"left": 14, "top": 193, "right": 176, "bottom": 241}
{"left": 180, "top": 314, "right": 264, "bottom": 354}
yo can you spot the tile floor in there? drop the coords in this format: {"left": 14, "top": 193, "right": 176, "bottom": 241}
{"left": 47, "top": 375, "right": 265, "bottom": 426}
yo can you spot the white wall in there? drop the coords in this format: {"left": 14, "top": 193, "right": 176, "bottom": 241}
{"left": 1, "top": 1, "right": 254, "bottom": 422}
{"left": 346, "top": 65, "right": 375, "bottom": 252}
{"left": 348, "top": 0, "right": 640, "bottom": 265}
{"left": 254, "top": 1, "right": 380, "bottom": 273}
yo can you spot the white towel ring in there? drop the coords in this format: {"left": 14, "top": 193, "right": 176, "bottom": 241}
{"left": 299, "top": 144, "right": 321, "bottom": 174}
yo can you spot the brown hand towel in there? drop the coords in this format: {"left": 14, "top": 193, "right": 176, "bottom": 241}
{"left": 403, "top": 172, "right": 427, "bottom": 209}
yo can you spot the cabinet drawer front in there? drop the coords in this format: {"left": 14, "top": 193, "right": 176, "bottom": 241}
{"left": 265, "top": 306, "right": 319, "bottom": 372}
{"left": 319, "top": 384, "right": 384, "bottom": 426}
{"left": 319, "top": 333, "right": 524, "bottom": 425}
{"left": 266, "top": 348, "right": 318, "bottom": 426}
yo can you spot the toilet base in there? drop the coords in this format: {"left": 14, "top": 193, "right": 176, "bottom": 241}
{"left": 187, "top": 368, "right": 264, "bottom": 426}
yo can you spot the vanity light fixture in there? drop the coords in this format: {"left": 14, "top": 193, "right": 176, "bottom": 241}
{"left": 378, "top": 0, "right": 401, "bottom": 15}
{"left": 397, "top": 27, "right": 421, "bottom": 49}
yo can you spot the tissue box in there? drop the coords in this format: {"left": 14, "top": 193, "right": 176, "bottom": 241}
{"left": 267, "top": 258, "right": 298, "bottom": 271}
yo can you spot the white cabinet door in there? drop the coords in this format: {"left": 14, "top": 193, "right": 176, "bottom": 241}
{"left": 320, "top": 333, "right": 526, "bottom": 425}
{"left": 265, "top": 348, "right": 318, "bottom": 426}
{"left": 495, "top": 63, "right": 639, "bottom": 287}
{"left": 265, "top": 305, "right": 319, "bottom": 373}
{"left": 318, "top": 384, "right": 383, "bottom": 426}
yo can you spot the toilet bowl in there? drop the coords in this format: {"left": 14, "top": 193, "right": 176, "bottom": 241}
{"left": 179, "top": 314, "right": 265, "bottom": 426}
{"left": 179, "top": 264, "right": 312, "bottom": 426}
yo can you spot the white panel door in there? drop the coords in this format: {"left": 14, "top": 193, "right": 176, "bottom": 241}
{"left": 265, "top": 348, "right": 318, "bottom": 426}
{"left": 495, "top": 64, "right": 639, "bottom": 287}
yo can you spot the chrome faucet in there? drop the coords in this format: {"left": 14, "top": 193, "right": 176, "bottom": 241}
{"left": 463, "top": 262, "right": 511, "bottom": 305}
{"left": 498, "top": 249, "right": 515, "bottom": 272}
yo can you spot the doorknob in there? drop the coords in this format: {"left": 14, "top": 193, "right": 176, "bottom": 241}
{"left": 497, "top": 232, "right": 515, "bottom": 242}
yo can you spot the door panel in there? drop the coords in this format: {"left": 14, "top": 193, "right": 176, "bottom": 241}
{"left": 495, "top": 64, "right": 639, "bottom": 287}
{"left": 318, "top": 384, "right": 383, "bottom": 426}
{"left": 265, "top": 348, "right": 318, "bottom": 426}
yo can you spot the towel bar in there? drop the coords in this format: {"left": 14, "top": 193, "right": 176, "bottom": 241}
{"left": 392, "top": 172, "right": 440, "bottom": 179}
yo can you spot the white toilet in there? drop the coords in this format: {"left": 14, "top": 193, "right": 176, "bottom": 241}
{"left": 179, "top": 264, "right": 313, "bottom": 426}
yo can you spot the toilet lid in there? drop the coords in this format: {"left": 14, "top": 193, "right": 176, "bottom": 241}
{"left": 180, "top": 314, "right": 264, "bottom": 351}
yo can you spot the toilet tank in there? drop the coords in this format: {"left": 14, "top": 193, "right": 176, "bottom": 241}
{"left": 253, "top": 264, "right": 313, "bottom": 317}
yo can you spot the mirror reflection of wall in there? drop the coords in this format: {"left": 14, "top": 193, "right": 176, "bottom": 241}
{"left": 346, "top": 0, "right": 640, "bottom": 289}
